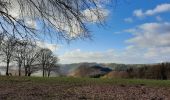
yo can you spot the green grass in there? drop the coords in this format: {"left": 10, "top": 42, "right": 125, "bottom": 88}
{"left": 0, "top": 76, "right": 170, "bottom": 87}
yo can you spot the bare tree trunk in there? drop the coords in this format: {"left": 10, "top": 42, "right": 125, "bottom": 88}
{"left": 25, "top": 65, "right": 29, "bottom": 76}
{"left": 28, "top": 72, "right": 31, "bottom": 76}
{"left": 43, "top": 65, "right": 45, "bottom": 77}
{"left": 45, "top": 68, "right": 47, "bottom": 77}
{"left": 48, "top": 69, "right": 51, "bottom": 77}
{"left": 24, "top": 62, "right": 27, "bottom": 76}
{"left": 25, "top": 67, "right": 28, "bottom": 76}
{"left": 28, "top": 66, "right": 31, "bottom": 76}
{"left": 18, "top": 63, "right": 22, "bottom": 76}
{"left": 6, "top": 60, "right": 9, "bottom": 76}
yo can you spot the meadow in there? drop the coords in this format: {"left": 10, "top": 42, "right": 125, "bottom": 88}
{"left": 0, "top": 76, "right": 170, "bottom": 100}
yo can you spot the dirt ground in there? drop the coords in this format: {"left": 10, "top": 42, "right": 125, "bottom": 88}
{"left": 0, "top": 80, "right": 170, "bottom": 100}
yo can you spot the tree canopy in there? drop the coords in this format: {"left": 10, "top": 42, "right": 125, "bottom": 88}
{"left": 0, "top": 0, "right": 111, "bottom": 41}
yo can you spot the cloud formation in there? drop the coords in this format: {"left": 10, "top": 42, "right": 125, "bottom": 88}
{"left": 133, "top": 9, "right": 144, "bottom": 17}
{"left": 59, "top": 48, "right": 160, "bottom": 64}
{"left": 124, "top": 22, "right": 170, "bottom": 63}
{"left": 133, "top": 3, "right": 170, "bottom": 17}
{"left": 83, "top": 8, "right": 109, "bottom": 23}
{"left": 126, "top": 22, "right": 170, "bottom": 48}
{"left": 59, "top": 49, "right": 117, "bottom": 64}
{"left": 59, "top": 22, "right": 170, "bottom": 64}
{"left": 36, "top": 41, "right": 60, "bottom": 52}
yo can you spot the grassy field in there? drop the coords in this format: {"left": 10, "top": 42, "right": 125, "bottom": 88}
{"left": 0, "top": 76, "right": 170, "bottom": 100}
{"left": 1, "top": 76, "right": 170, "bottom": 87}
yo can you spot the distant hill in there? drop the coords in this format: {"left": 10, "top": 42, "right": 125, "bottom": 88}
{"left": 68, "top": 63, "right": 112, "bottom": 78}
{"left": 59, "top": 62, "right": 148, "bottom": 76}
{"left": 59, "top": 62, "right": 98, "bottom": 75}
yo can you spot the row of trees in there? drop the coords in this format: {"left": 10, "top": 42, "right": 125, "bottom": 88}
{"left": 125, "top": 63, "right": 170, "bottom": 80}
{"left": 0, "top": 34, "right": 59, "bottom": 77}
{"left": 73, "top": 63, "right": 170, "bottom": 80}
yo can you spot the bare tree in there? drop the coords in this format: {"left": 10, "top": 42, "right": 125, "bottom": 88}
{"left": 13, "top": 40, "right": 30, "bottom": 76}
{"left": 38, "top": 48, "right": 52, "bottom": 77}
{"left": 37, "top": 48, "right": 59, "bottom": 77}
{"left": 0, "top": 0, "right": 110, "bottom": 41}
{"left": 24, "top": 43, "right": 40, "bottom": 76}
{"left": 47, "top": 55, "right": 59, "bottom": 77}
{"left": 0, "top": 36, "right": 17, "bottom": 76}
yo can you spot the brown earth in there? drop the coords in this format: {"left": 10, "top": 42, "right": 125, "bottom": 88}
{"left": 0, "top": 80, "right": 170, "bottom": 100}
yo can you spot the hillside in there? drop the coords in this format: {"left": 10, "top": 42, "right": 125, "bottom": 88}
{"left": 59, "top": 63, "right": 98, "bottom": 75}
{"left": 68, "top": 64, "right": 112, "bottom": 77}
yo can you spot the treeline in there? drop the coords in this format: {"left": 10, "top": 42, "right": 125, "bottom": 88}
{"left": 0, "top": 35, "right": 59, "bottom": 77}
{"left": 102, "top": 63, "right": 146, "bottom": 71}
{"left": 104, "top": 63, "right": 170, "bottom": 80}
{"left": 125, "top": 63, "right": 170, "bottom": 80}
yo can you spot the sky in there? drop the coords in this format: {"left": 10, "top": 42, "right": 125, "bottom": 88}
{"left": 1, "top": 0, "right": 170, "bottom": 76}
{"left": 33, "top": 0, "right": 170, "bottom": 64}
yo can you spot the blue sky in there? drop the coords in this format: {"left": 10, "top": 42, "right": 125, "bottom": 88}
{"left": 42, "top": 0, "right": 170, "bottom": 64}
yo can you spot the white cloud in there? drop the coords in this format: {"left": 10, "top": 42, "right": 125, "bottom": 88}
{"left": 126, "top": 22, "right": 170, "bottom": 48}
{"left": 59, "top": 49, "right": 116, "bottom": 64}
{"left": 25, "top": 19, "right": 37, "bottom": 28}
{"left": 7, "top": 1, "right": 20, "bottom": 19}
{"left": 124, "top": 22, "right": 170, "bottom": 63}
{"left": 134, "top": 3, "right": 170, "bottom": 17}
{"left": 145, "top": 3, "right": 170, "bottom": 15}
{"left": 59, "top": 48, "right": 159, "bottom": 64}
{"left": 124, "top": 17, "right": 133, "bottom": 23}
{"left": 144, "top": 47, "right": 170, "bottom": 58}
{"left": 133, "top": 9, "right": 144, "bottom": 17}
{"left": 83, "top": 8, "right": 109, "bottom": 23}
{"left": 36, "top": 41, "right": 61, "bottom": 52}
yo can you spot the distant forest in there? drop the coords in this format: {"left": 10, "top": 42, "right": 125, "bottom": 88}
{"left": 62, "top": 62, "right": 170, "bottom": 80}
